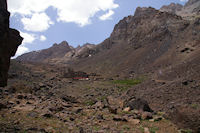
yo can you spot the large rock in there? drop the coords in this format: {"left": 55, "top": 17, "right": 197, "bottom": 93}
{"left": 0, "top": 0, "right": 23, "bottom": 87}
{"left": 125, "top": 98, "right": 153, "bottom": 112}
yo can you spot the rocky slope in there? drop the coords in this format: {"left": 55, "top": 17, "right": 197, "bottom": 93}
{"left": 160, "top": 0, "right": 200, "bottom": 19}
{"left": 0, "top": 0, "right": 23, "bottom": 87}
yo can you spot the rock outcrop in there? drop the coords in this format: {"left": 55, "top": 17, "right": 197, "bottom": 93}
{"left": 0, "top": 0, "right": 23, "bottom": 87}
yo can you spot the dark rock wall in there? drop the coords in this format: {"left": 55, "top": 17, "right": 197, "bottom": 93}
{"left": 0, "top": 0, "right": 23, "bottom": 87}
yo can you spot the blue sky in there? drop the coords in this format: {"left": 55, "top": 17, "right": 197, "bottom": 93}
{"left": 8, "top": 0, "right": 188, "bottom": 57}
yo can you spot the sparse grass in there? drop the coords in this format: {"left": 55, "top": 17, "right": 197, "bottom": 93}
{"left": 84, "top": 100, "right": 96, "bottom": 106}
{"left": 180, "top": 129, "right": 193, "bottom": 133}
{"left": 0, "top": 112, "right": 70, "bottom": 132}
{"left": 98, "top": 95, "right": 107, "bottom": 101}
{"left": 149, "top": 127, "right": 159, "bottom": 133}
{"left": 191, "top": 103, "right": 199, "bottom": 109}
{"left": 119, "top": 110, "right": 133, "bottom": 115}
{"left": 157, "top": 111, "right": 165, "bottom": 116}
{"left": 112, "top": 79, "right": 142, "bottom": 86}
{"left": 117, "top": 86, "right": 129, "bottom": 92}
{"left": 93, "top": 125, "right": 100, "bottom": 131}
{"left": 110, "top": 78, "right": 143, "bottom": 92}
{"left": 139, "top": 125, "right": 145, "bottom": 133}
{"left": 122, "top": 125, "right": 130, "bottom": 131}
{"left": 86, "top": 86, "right": 94, "bottom": 90}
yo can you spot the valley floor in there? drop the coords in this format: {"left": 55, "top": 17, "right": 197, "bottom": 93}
{"left": 0, "top": 61, "right": 199, "bottom": 133}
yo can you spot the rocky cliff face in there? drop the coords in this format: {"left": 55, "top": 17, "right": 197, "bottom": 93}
{"left": 0, "top": 0, "right": 23, "bottom": 87}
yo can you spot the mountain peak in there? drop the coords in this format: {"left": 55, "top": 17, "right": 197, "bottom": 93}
{"left": 160, "top": 3, "right": 183, "bottom": 14}
{"left": 134, "top": 7, "right": 157, "bottom": 17}
{"left": 185, "top": 0, "right": 199, "bottom": 7}
{"left": 60, "top": 41, "right": 68, "bottom": 46}
{"left": 53, "top": 41, "right": 69, "bottom": 47}
{"left": 160, "top": 0, "right": 200, "bottom": 19}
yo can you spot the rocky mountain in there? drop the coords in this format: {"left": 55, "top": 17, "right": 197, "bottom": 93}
{"left": 69, "top": 6, "right": 199, "bottom": 77}
{"left": 160, "top": 0, "right": 200, "bottom": 19}
{"left": 17, "top": 41, "right": 72, "bottom": 62}
{"left": 17, "top": 0, "right": 200, "bottom": 76}
{"left": 17, "top": 41, "right": 96, "bottom": 64}
{"left": 0, "top": 0, "right": 23, "bottom": 87}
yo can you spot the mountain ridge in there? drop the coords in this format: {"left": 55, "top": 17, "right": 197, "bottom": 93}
{"left": 17, "top": 0, "right": 200, "bottom": 65}
{"left": 16, "top": 0, "right": 200, "bottom": 77}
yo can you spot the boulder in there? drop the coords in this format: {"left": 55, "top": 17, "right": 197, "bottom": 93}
{"left": 62, "top": 95, "right": 78, "bottom": 103}
{"left": 0, "top": 103, "right": 7, "bottom": 110}
{"left": 108, "top": 106, "right": 117, "bottom": 114}
{"left": 125, "top": 98, "right": 153, "bottom": 112}
{"left": 107, "top": 96, "right": 124, "bottom": 108}
{"left": 128, "top": 119, "right": 140, "bottom": 125}
{"left": 141, "top": 111, "right": 153, "bottom": 120}
{"left": 113, "top": 116, "right": 127, "bottom": 122}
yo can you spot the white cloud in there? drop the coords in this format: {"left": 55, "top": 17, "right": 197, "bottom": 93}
{"left": 53, "top": 0, "right": 119, "bottom": 26}
{"left": 8, "top": 0, "right": 119, "bottom": 28}
{"left": 20, "top": 31, "right": 36, "bottom": 45}
{"left": 99, "top": 10, "right": 114, "bottom": 20}
{"left": 14, "top": 31, "right": 37, "bottom": 57}
{"left": 7, "top": 0, "right": 51, "bottom": 15}
{"left": 21, "top": 13, "right": 54, "bottom": 32}
{"left": 15, "top": 46, "right": 29, "bottom": 57}
{"left": 40, "top": 35, "right": 47, "bottom": 41}
{"left": 180, "top": 0, "right": 188, "bottom": 2}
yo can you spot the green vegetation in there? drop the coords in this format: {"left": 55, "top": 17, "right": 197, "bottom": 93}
{"left": 93, "top": 125, "right": 100, "bottom": 131}
{"left": 180, "top": 129, "right": 193, "bottom": 133}
{"left": 149, "top": 127, "right": 159, "bottom": 133}
{"left": 157, "top": 111, "right": 165, "bottom": 116}
{"left": 84, "top": 100, "right": 96, "bottom": 106}
{"left": 119, "top": 110, "right": 133, "bottom": 115}
{"left": 112, "top": 79, "right": 142, "bottom": 86}
{"left": 117, "top": 86, "right": 129, "bottom": 92}
{"left": 122, "top": 125, "right": 130, "bottom": 131}
{"left": 98, "top": 95, "right": 107, "bottom": 101}
{"left": 191, "top": 103, "right": 199, "bottom": 109}
{"left": 111, "top": 78, "right": 143, "bottom": 92}
{"left": 139, "top": 126, "right": 145, "bottom": 133}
